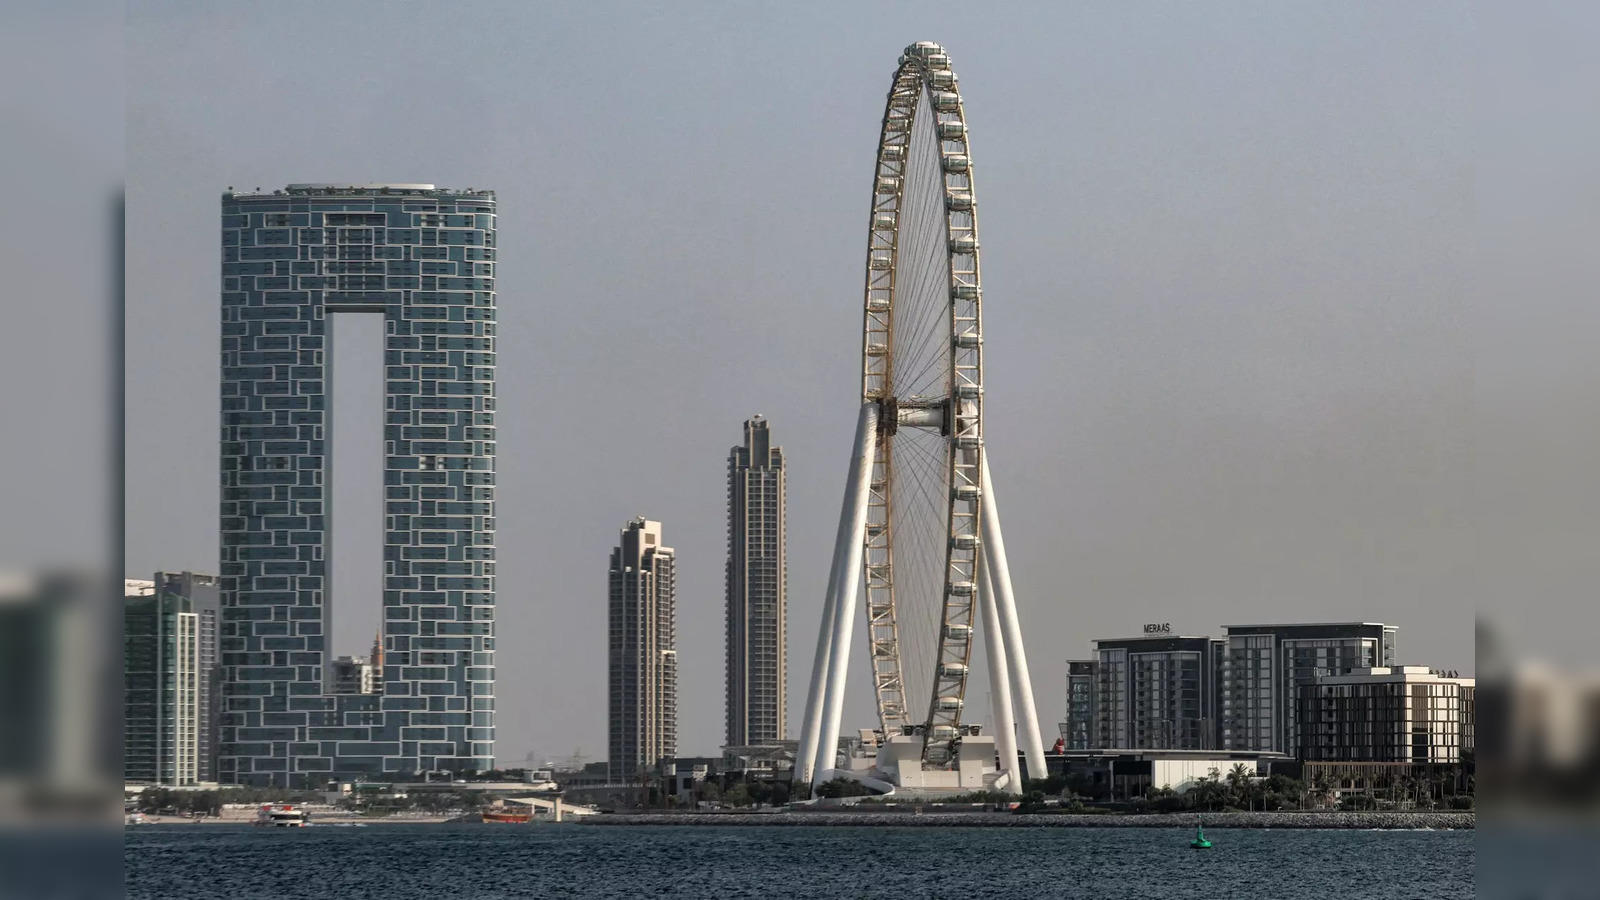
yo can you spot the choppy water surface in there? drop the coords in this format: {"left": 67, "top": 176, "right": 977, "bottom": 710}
{"left": 125, "top": 824, "right": 1473, "bottom": 899}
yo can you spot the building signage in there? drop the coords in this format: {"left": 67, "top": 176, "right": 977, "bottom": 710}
{"left": 1143, "top": 623, "right": 1172, "bottom": 634}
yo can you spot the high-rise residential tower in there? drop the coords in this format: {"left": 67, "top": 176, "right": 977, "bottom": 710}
{"left": 219, "top": 184, "right": 497, "bottom": 786}
{"left": 1220, "top": 622, "right": 1396, "bottom": 755}
{"left": 608, "top": 518, "right": 677, "bottom": 783}
{"left": 124, "top": 572, "right": 220, "bottom": 785}
{"left": 724, "top": 415, "right": 786, "bottom": 748}
{"left": 1093, "top": 635, "right": 1223, "bottom": 750}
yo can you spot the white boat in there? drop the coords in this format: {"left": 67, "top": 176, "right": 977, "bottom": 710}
{"left": 254, "top": 803, "right": 308, "bottom": 827}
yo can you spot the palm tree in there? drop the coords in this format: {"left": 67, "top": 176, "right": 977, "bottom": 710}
{"left": 1226, "top": 763, "right": 1252, "bottom": 807}
{"left": 1307, "top": 771, "right": 1333, "bottom": 810}
{"left": 1192, "top": 768, "right": 1225, "bottom": 811}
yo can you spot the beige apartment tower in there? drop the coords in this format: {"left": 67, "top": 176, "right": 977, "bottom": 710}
{"left": 724, "top": 416, "right": 787, "bottom": 748}
{"left": 608, "top": 517, "right": 677, "bottom": 783}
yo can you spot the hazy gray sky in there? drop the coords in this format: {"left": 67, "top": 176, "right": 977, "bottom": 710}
{"left": 126, "top": 1, "right": 1482, "bottom": 764}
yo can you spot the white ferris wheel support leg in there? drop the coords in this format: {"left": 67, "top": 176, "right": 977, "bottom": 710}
{"left": 980, "top": 453, "right": 1049, "bottom": 780}
{"left": 794, "top": 530, "right": 840, "bottom": 788}
{"left": 809, "top": 401, "right": 880, "bottom": 790}
{"left": 979, "top": 559, "right": 1019, "bottom": 790}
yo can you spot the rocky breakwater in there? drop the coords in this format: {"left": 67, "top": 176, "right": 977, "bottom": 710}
{"left": 578, "top": 810, "right": 1474, "bottom": 829}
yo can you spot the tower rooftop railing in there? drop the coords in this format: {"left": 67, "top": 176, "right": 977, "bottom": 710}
{"left": 224, "top": 183, "right": 495, "bottom": 198}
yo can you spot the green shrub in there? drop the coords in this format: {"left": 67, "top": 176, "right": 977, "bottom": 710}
{"left": 815, "top": 777, "right": 874, "bottom": 799}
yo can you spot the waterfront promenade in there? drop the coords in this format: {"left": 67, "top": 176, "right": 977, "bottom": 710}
{"left": 579, "top": 810, "right": 1474, "bottom": 829}
{"left": 132, "top": 805, "right": 462, "bottom": 825}
{"left": 129, "top": 806, "right": 1473, "bottom": 829}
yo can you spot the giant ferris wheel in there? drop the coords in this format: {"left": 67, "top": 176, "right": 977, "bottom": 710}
{"left": 796, "top": 42, "right": 1048, "bottom": 790}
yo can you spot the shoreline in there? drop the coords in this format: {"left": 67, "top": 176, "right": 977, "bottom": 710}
{"left": 129, "top": 810, "right": 1475, "bottom": 829}
{"left": 131, "top": 812, "right": 466, "bottom": 825}
{"left": 575, "top": 811, "right": 1474, "bottom": 829}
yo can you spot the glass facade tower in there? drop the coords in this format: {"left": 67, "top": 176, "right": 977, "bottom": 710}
{"left": 1061, "top": 660, "right": 1098, "bottom": 750}
{"left": 1220, "top": 622, "right": 1396, "bottom": 755}
{"left": 219, "top": 184, "right": 496, "bottom": 786}
{"left": 124, "top": 573, "right": 219, "bottom": 785}
{"left": 1093, "top": 636, "right": 1222, "bottom": 750}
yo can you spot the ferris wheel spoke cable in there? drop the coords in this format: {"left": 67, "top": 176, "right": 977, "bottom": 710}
{"left": 900, "top": 465, "right": 947, "bottom": 678}
{"left": 899, "top": 228, "right": 953, "bottom": 390}
{"left": 893, "top": 169, "right": 950, "bottom": 389}
{"left": 892, "top": 128, "right": 946, "bottom": 382}
{"left": 890, "top": 431, "right": 950, "bottom": 705}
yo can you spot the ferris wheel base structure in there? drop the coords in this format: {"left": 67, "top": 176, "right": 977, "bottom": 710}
{"left": 795, "top": 402, "right": 1049, "bottom": 793}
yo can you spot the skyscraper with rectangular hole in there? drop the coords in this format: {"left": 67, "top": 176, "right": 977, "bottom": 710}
{"left": 724, "top": 416, "right": 786, "bottom": 748}
{"left": 219, "top": 184, "right": 496, "bottom": 786}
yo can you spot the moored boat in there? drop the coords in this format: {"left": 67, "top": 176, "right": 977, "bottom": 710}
{"left": 255, "top": 803, "right": 308, "bottom": 827}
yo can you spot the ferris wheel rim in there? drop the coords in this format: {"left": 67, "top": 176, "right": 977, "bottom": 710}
{"left": 858, "top": 41, "right": 985, "bottom": 764}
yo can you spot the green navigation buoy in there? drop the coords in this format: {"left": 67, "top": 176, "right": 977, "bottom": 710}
{"left": 1189, "top": 823, "right": 1212, "bottom": 849}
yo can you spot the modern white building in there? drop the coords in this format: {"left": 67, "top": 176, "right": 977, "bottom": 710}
{"left": 1298, "top": 666, "right": 1475, "bottom": 763}
{"left": 329, "top": 634, "right": 383, "bottom": 695}
{"left": 330, "top": 656, "right": 378, "bottom": 695}
{"left": 1047, "top": 749, "right": 1286, "bottom": 799}
{"left": 608, "top": 518, "right": 677, "bottom": 784}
